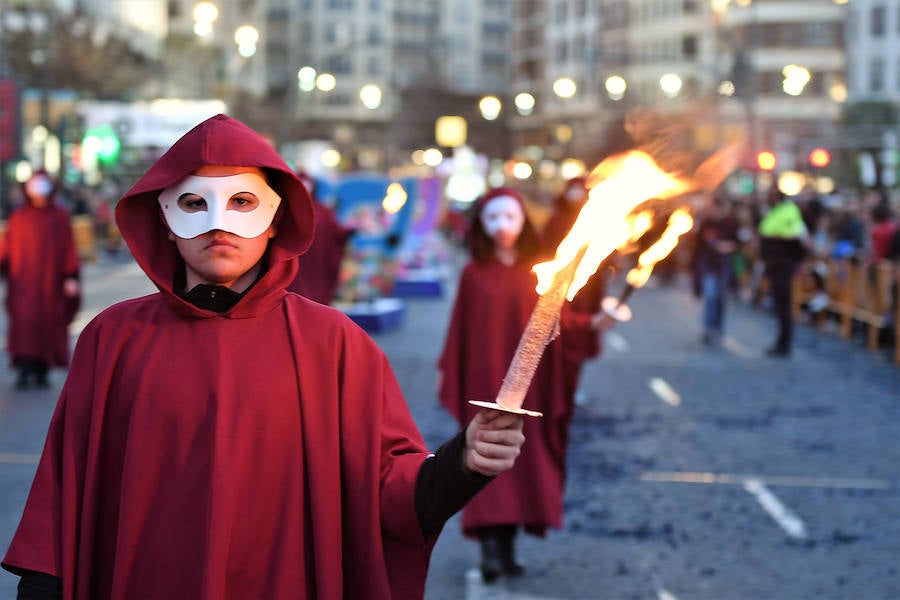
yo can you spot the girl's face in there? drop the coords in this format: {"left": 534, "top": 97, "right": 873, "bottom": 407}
{"left": 480, "top": 195, "right": 525, "bottom": 249}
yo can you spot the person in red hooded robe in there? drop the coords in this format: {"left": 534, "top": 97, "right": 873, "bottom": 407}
{"left": 2, "top": 115, "right": 526, "bottom": 600}
{"left": 540, "top": 177, "right": 613, "bottom": 405}
{"left": 437, "top": 187, "right": 587, "bottom": 583}
{"left": 0, "top": 169, "right": 81, "bottom": 390}
{"left": 286, "top": 171, "right": 353, "bottom": 305}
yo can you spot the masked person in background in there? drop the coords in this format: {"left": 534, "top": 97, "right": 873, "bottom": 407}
{"left": 2, "top": 115, "right": 525, "bottom": 600}
{"left": 286, "top": 171, "right": 353, "bottom": 305}
{"left": 0, "top": 169, "right": 81, "bottom": 390}
{"left": 541, "top": 177, "right": 613, "bottom": 404}
{"left": 438, "top": 187, "right": 584, "bottom": 583}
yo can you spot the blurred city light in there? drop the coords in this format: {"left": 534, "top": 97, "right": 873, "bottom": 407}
{"left": 809, "top": 148, "right": 831, "bottom": 168}
{"left": 512, "top": 161, "right": 533, "bottom": 179}
{"left": 479, "top": 95, "right": 502, "bottom": 121}
{"left": 359, "top": 84, "right": 382, "bottom": 110}
{"left": 382, "top": 182, "right": 407, "bottom": 214}
{"left": 514, "top": 92, "right": 535, "bottom": 115}
{"left": 782, "top": 64, "right": 810, "bottom": 96}
{"left": 757, "top": 150, "right": 777, "bottom": 171}
{"left": 605, "top": 75, "right": 627, "bottom": 101}
{"left": 297, "top": 67, "right": 317, "bottom": 92}
{"left": 777, "top": 171, "right": 806, "bottom": 196}
{"left": 234, "top": 25, "right": 259, "bottom": 58}
{"left": 435, "top": 116, "right": 467, "bottom": 148}
{"left": 316, "top": 73, "right": 336, "bottom": 92}
{"left": 659, "top": 73, "right": 682, "bottom": 98}
{"left": 321, "top": 149, "right": 341, "bottom": 168}
{"left": 553, "top": 77, "right": 577, "bottom": 99}
{"left": 193, "top": 2, "right": 219, "bottom": 24}
{"left": 560, "top": 158, "right": 586, "bottom": 180}
{"left": 422, "top": 148, "right": 443, "bottom": 167}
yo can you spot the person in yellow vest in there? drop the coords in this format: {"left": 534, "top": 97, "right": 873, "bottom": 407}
{"left": 757, "top": 188, "right": 809, "bottom": 356}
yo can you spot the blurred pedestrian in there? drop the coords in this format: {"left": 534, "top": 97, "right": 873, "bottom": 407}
{"left": 758, "top": 188, "right": 808, "bottom": 357}
{"left": 541, "top": 177, "right": 613, "bottom": 403}
{"left": 869, "top": 201, "right": 897, "bottom": 263}
{"left": 0, "top": 169, "right": 81, "bottom": 390}
{"left": 286, "top": 171, "right": 353, "bottom": 305}
{"left": 2, "top": 115, "right": 526, "bottom": 600}
{"left": 438, "top": 187, "right": 576, "bottom": 583}
{"left": 692, "top": 194, "right": 738, "bottom": 345}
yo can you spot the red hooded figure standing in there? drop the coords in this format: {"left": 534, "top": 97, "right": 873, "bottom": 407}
{"left": 2, "top": 115, "right": 525, "bottom": 600}
{"left": 541, "top": 177, "right": 612, "bottom": 404}
{"left": 286, "top": 171, "right": 353, "bottom": 305}
{"left": 0, "top": 170, "right": 81, "bottom": 390}
{"left": 437, "top": 187, "right": 574, "bottom": 583}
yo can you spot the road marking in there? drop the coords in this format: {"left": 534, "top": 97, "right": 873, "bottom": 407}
{"left": 657, "top": 589, "right": 679, "bottom": 600}
{"left": 721, "top": 335, "right": 752, "bottom": 358}
{"left": 648, "top": 377, "right": 681, "bottom": 406}
{"left": 606, "top": 331, "right": 629, "bottom": 352}
{"left": 0, "top": 453, "right": 41, "bottom": 464}
{"left": 639, "top": 471, "right": 892, "bottom": 490}
{"left": 743, "top": 478, "right": 808, "bottom": 539}
{"left": 465, "top": 568, "right": 564, "bottom": 599}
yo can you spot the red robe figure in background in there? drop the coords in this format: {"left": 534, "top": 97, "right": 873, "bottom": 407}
{"left": 287, "top": 172, "right": 353, "bottom": 304}
{"left": 0, "top": 169, "right": 81, "bottom": 389}
{"left": 3, "top": 115, "right": 525, "bottom": 599}
{"left": 437, "top": 187, "right": 571, "bottom": 583}
{"left": 540, "top": 177, "right": 610, "bottom": 404}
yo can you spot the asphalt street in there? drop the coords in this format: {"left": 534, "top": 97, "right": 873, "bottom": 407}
{"left": 1, "top": 250, "right": 899, "bottom": 600}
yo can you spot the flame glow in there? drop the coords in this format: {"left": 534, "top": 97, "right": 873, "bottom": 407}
{"left": 626, "top": 209, "right": 694, "bottom": 287}
{"left": 534, "top": 150, "right": 692, "bottom": 299}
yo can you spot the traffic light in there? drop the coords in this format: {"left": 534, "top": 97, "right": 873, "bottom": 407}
{"left": 757, "top": 150, "right": 776, "bottom": 171}
{"left": 809, "top": 147, "right": 831, "bottom": 168}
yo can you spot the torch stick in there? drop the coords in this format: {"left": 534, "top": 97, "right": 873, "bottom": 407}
{"left": 469, "top": 244, "right": 590, "bottom": 418}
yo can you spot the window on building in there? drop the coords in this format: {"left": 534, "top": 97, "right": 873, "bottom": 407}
{"left": 871, "top": 5, "right": 886, "bottom": 37}
{"left": 368, "top": 57, "right": 380, "bottom": 76}
{"left": 871, "top": 57, "right": 885, "bottom": 92}
{"left": 327, "top": 0, "right": 355, "bottom": 9}
{"left": 682, "top": 35, "right": 697, "bottom": 59}
{"left": 554, "top": 1, "right": 566, "bottom": 23}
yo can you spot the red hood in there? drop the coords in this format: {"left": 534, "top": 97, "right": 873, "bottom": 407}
{"left": 115, "top": 114, "right": 315, "bottom": 318}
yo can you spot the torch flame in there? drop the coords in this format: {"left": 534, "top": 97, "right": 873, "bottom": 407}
{"left": 535, "top": 141, "right": 742, "bottom": 300}
{"left": 534, "top": 150, "right": 691, "bottom": 299}
{"left": 625, "top": 209, "right": 694, "bottom": 288}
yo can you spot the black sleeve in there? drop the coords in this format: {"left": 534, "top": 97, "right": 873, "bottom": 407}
{"left": 15, "top": 570, "right": 62, "bottom": 600}
{"left": 414, "top": 427, "right": 494, "bottom": 537}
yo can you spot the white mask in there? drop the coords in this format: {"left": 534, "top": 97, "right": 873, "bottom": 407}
{"left": 158, "top": 172, "right": 282, "bottom": 239}
{"left": 480, "top": 195, "right": 525, "bottom": 238}
{"left": 26, "top": 176, "right": 53, "bottom": 198}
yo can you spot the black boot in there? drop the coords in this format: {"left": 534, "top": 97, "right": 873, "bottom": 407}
{"left": 498, "top": 527, "right": 524, "bottom": 577}
{"left": 479, "top": 532, "right": 503, "bottom": 584}
{"left": 34, "top": 362, "right": 49, "bottom": 389}
{"left": 14, "top": 359, "right": 32, "bottom": 390}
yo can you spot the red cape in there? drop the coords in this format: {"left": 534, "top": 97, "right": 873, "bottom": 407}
{"left": 0, "top": 203, "right": 81, "bottom": 366}
{"left": 288, "top": 200, "right": 352, "bottom": 305}
{"left": 3, "top": 115, "right": 435, "bottom": 599}
{"left": 437, "top": 259, "right": 571, "bottom": 538}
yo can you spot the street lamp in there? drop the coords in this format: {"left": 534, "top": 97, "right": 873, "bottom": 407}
{"left": 479, "top": 95, "right": 502, "bottom": 121}
{"left": 514, "top": 92, "right": 535, "bottom": 116}
{"left": 193, "top": 2, "right": 218, "bottom": 37}
{"left": 552, "top": 77, "right": 577, "bottom": 99}
{"left": 605, "top": 75, "right": 627, "bottom": 101}
{"left": 234, "top": 25, "right": 258, "bottom": 58}
{"left": 659, "top": 73, "right": 682, "bottom": 98}
{"left": 359, "top": 84, "right": 382, "bottom": 110}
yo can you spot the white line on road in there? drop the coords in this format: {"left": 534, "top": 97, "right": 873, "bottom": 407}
{"left": 648, "top": 377, "right": 681, "bottom": 406}
{"left": 743, "top": 478, "right": 808, "bottom": 539}
{"left": 639, "top": 471, "right": 892, "bottom": 490}
{"left": 0, "top": 453, "right": 41, "bottom": 464}
{"left": 721, "top": 335, "right": 752, "bottom": 358}
{"left": 657, "top": 589, "right": 679, "bottom": 600}
{"left": 605, "top": 331, "right": 629, "bottom": 352}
